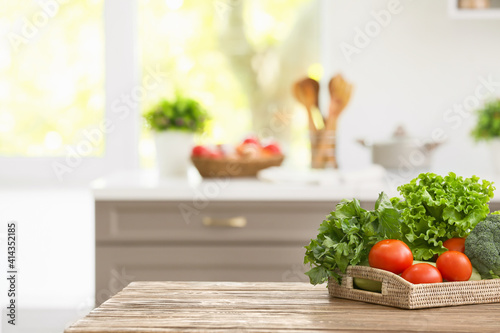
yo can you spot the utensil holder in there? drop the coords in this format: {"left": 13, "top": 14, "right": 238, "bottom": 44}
{"left": 311, "top": 129, "right": 337, "bottom": 169}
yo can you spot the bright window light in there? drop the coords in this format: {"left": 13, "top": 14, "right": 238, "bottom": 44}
{"left": 44, "top": 131, "right": 63, "bottom": 151}
{"left": 0, "top": 0, "right": 104, "bottom": 157}
{"left": 165, "top": 0, "right": 184, "bottom": 10}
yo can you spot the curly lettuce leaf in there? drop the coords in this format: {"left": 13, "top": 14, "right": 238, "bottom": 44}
{"left": 397, "top": 172, "right": 495, "bottom": 260}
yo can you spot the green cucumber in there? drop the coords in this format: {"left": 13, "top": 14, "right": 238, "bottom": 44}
{"left": 353, "top": 260, "right": 382, "bottom": 292}
{"left": 353, "top": 277, "right": 382, "bottom": 292}
{"left": 469, "top": 267, "right": 482, "bottom": 281}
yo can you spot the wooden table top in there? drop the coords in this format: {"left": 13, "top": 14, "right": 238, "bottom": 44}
{"left": 65, "top": 281, "right": 500, "bottom": 333}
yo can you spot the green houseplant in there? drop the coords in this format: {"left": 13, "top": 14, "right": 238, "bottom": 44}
{"left": 471, "top": 100, "right": 500, "bottom": 141}
{"left": 144, "top": 96, "right": 208, "bottom": 133}
{"left": 472, "top": 100, "right": 500, "bottom": 174}
{"left": 144, "top": 95, "right": 209, "bottom": 177}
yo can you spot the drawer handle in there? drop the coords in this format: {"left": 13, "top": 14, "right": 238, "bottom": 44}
{"left": 202, "top": 216, "right": 247, "bottom": 228}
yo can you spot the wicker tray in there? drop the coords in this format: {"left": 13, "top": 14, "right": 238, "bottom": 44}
{"left": 191, "top": 155, "right": 284, "bottom": 178}
{"left": 328, "top": 265, "right": 500, "bottom": 309}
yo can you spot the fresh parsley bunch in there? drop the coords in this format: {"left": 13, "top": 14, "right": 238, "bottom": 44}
{"left": 304, "top": 193, "right": 403, "bottom": 285}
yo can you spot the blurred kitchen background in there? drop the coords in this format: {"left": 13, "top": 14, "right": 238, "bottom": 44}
{"left": 2, "top": 0, "right": 500, "bottom": 331}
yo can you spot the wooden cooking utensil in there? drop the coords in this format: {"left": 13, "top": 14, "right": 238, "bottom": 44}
{"left": 312, "top": 74, "right": 353, "bottom": 168}
{"left": 292, "top": 78, "right": 323, "bottom": 133}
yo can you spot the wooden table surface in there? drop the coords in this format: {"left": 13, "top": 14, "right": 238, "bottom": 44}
{"left": 65, "top": 281, "right": 500, "bottom": 333}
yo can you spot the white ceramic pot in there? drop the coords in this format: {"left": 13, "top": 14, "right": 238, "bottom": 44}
{"left": 154, "top": 131, "right": 194, "bottom": 178}
{"left": 357, "top": 126, "right": 443, "bottom": 170}
{"left": 489, "top": 139, "right": 500, "bottom": 174}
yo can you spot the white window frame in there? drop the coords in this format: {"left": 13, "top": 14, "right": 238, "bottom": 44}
{"left": 0, "top": 0, "right": 140, "bottom": 185}
{"left": 0, "top": 0, "right": 329, "bottom": 185}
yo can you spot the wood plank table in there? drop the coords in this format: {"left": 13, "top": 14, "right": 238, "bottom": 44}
{"left": 65, "top": 281, "right": 500, "bottom": 332}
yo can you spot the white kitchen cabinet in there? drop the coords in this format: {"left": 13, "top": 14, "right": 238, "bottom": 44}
{"left": 95, "top": 245, "right": 308, "bottom": 305}
{"left": 94, "top": 200, "right": 373, "bottom": 305}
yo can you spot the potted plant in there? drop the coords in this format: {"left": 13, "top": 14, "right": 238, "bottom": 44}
{"left": 471, "top": 99, "right": 500, "bottom": 173}
{"left": 144, "top": 95, "right": 208, "bottom": 177}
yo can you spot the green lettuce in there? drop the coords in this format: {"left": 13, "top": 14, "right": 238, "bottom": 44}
{"left": 397, "top": 172, "right": 495, "bottom": 260}
{"left": 304, "top": 192, "right": 403, "bottom": 285}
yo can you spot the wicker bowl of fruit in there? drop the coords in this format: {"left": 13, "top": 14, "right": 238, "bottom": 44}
{"left": 191, "top": 137, "right": 284, "bottom": 178}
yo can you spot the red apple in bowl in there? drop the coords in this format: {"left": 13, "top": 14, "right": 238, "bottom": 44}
{"left": 242, "top": 136, "right": 260, "bottom": 146}
{"left": 262, "top": 143, "right": 281, "bottom": 156}
{"left": 236, "top": 142, "right": 260, "bottom": 158}
{"left": 192, "top": 145, "right": 211, "bottom": 157}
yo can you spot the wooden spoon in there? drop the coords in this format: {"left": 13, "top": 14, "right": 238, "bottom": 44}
{"left": 312, "top": 74, "right": 353, "bottom": 168}
{"left": 292, "top": 78, "right": 323, "bottom": 133}
{"left": 327, "top": 74, "right": 352, "bottom": 128}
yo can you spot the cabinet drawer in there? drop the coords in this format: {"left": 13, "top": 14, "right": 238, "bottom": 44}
{"left": 96, "top": 201, "right": 339, "bottom": 244}
{"left": 95, "top": 245, "right": 309, "bottom": 305}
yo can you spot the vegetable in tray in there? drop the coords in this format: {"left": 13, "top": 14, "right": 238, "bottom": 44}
{"left": 304, "top": 172, "right": 497, "bottom": 286}
{"left": 464, "top": 214, "right": 500, "bottom": 279}
{"left": 304, "top": 193, "right": 402, "bottom": 284}
{"left": 396, "top": 172, "right": 494, "bottom": 260}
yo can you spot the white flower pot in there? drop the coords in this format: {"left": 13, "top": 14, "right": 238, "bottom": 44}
{"left": 489, "top": 139, "right": 500, "bottom": 174}
{"left": 154, "top": 131, "right": 194, "bottom": 178}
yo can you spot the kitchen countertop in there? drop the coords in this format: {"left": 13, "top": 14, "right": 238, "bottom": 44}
{"left": 91, "top": 168, "right": 395, "bottom": 201}
{"left": 91, "top": 168, "right": 500, "bottom": 202}
{"left": 65, "top": 281, "right": 500, "bottom": 332}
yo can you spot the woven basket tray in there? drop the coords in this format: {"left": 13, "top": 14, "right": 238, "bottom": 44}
{"left": 191, "top": 155, "right": 284, "bottom": 178}
{"left": 328, "top": 265, "right": 500, "bottom": 309}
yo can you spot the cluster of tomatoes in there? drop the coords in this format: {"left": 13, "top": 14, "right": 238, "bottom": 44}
{"left": 191, "top": 137, "right": 282, "bottom": 160}
{"left": 368, "top": 238, "right": 472, "bottom": 284}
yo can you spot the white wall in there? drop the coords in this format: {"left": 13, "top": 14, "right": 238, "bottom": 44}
{"left": 0, "top": 189, "right": 94, "bottom": 312}
{"left": 321, "top": 0, "right": 500, "bottom": 176}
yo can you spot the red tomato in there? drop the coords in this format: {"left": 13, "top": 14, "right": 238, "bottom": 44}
{"left": 191, "top": 145, "right": 211, "bottom": 157}
{"left": 402, "top": 263, "right": 443, "bottom": 284}
{"left": 368, "top": 239, "right": 413, "bottom": 274}
{"left": 208, "top": 151, "right": 223, "bottom": 159}
{"left": 243, "top": 137, "right": 260, "bottom": 146}
{"left": 436, "top": 251, "right": 472, "bottom": 281}
{"left": 443, "top": 238, "right": 466, "bottom": 253}
{"left": 262, "top": 143, "right": 281, "bottom": 155}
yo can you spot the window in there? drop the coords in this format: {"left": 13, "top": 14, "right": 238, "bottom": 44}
{"left": 0, "top": 0, "right": 104, "bottom": 157}
{"left": 139, "top": 0, "right": 319, "bottom": 168}
{"left": 0, "top": 0, "right": 320, "bottom": 181}
{"left": 0, "top": 0, "right": 140, "bottom": 183}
